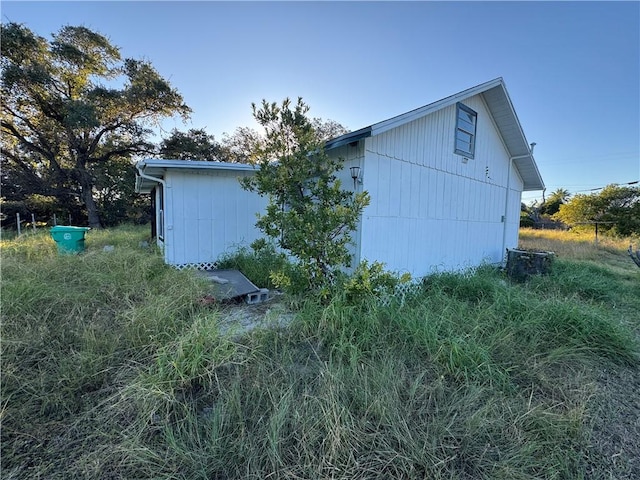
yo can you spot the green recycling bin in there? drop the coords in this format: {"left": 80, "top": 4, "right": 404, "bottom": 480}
{"left": 50, "top": 226, "right": 91, "bottom": 254}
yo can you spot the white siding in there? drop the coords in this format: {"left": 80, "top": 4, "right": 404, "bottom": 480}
{"left": 504, "top": 163, "right": 525, "bottom": 253}
{"left": 330, "top": 143, "right": 366, "bottom": 269}
{"left": 163, "top": 169, "right": 268, "bottom": 267}
{"left": 357, "top": 93, "right": 518, "bottom": 277}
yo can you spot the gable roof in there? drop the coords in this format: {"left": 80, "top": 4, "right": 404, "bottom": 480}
{"left": 135, "top": 159, "right": 257, "bottom": 193}
{"left": 325, "top": 78, "right": 544, "bottom": 191}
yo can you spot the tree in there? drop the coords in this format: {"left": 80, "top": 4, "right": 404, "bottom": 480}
{"left": 219, "top": 118, "right": 348, "bottom": 165}
{"left": 158, "top": 128, "right": 222, "bottom": 161}
{"left": 220, "top": 126, "right": 263, "bottom": 164}
{"left": 240, "top": 98, "right": 370, "bottom": 288}
{"left": 539, "top": 188, "right": 570, "bottom": 216}
{"left": 311, "top": 117, "right": 349, "bottom": 142}
{"left": 91, "top": 155, "right": 150, "bottom": 226}
{"left": 555, "top": 184, "right": 640, "bottom": 236}
{"left": 1, "top": 23, "right": 190, "bottom": 228}
{"left": 519, "top": 202, "right": 535, "bottom": 228}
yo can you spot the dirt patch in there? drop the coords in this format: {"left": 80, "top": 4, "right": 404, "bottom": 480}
{"left": 215, "top": 295, "right": 295, "bottom": 336}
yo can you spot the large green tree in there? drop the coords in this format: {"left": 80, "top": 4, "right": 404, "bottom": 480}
{"left": 555, "top": 184, "right": 640, "bottom": 236}
{"left": 1, "top": 23, "right": 190, "bottom": 227}
{"left": 158, "top": 128, "right": 222, "bottom": 161}
{"left": 241, "top": 97, "right": 370, "bottom": 288}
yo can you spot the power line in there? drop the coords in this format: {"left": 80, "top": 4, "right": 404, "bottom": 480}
{"left": 572, "top": 180, "right": 638, "bottom": 193}
{"left": 522, "top": 180, "right": 639, "bottom": 204}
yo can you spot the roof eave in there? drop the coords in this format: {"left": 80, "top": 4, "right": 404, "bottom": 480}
{"left": 134, "top": 159, "right": 259, "bottom": 194}
{"left": 136, "top": 158, "right": 258, "bottom": 172}
{"left": 515, "top": 154, "right": 545, "bottom": 191}
{"left": 324, "top": 126, "right": 372, "bottom": 150}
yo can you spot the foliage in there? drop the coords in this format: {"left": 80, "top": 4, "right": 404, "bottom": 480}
{"left": 158, "top": 128, "right": 222, "bottom": 161}
{"left": 0, "top": 23, "right": 190, "bottom": 228}
{"left": 555, "top": 184, "right": 640, "bottom": 236}
{"left": 240, "top": 97, "right": 370, "bottom": 289}
{"left": 338, "top": 260, "right": 411, "bottom": 303}
{"left": 519, "top": 210, "right": 535, "bottom": 228}
{"left": 539, "top": 188, "right": 570, "bottom": 216}
{"left": 218, "top": 117, "right": 348, "bottom": 165}
{"left": 220, "top": 126, "right": 264, "bottom": 164}
{"left": 215, "top": 239, "right": 306, "bottom": 293}
{"left": 2, "top": 225, "right": 639, "bottom": 479}
{"left": 92, "top": 156, "right": 151, "bottom": 226}
{"left": 311, "top": 117, "right": 349, "bottom": 142}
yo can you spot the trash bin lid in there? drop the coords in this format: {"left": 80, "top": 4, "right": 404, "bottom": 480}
{"left": 50, "top": 225, "right": 91, "bottom": 232}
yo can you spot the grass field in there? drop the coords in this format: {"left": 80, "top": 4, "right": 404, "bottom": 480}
{"left": 1, "top": 226, "right": 639, "bottom": 479}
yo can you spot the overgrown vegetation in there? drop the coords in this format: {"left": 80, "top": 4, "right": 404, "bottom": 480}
{"left": 555, "top": 184, "right": 640, "bottom": 236}
{"left": 521, "top": 185, "right": 640, "bottom": 235}
{"left": 2, "top": 226, "right": 639, "bottom": 479}
{"left": 215, "top": 239, "right": 307, "bottom": 293}
{"left": 240, "top": 97, "right": 370, "bottom": 290}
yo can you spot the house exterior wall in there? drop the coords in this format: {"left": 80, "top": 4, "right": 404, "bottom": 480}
{"left": 504, "top": 164, "right": 524, "bottom": 254}
{"left": 162, "top": 169, "right": 267, "bottom": 267}
{"left": 328, "top": 143, "right": 366, "bottom": 269}
{"left": 357, "top": 93, "right": 521, "bottom": 277}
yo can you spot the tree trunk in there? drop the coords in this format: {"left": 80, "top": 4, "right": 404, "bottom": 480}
{"left": 77, "top": 168, "right": 102, "bottom": 228}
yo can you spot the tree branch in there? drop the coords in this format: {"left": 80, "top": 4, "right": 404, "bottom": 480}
{"left": 1, "top": 119, "right": 58, "bottom": 165}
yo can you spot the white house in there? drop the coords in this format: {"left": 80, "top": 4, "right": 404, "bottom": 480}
{"left": 135, "top": 160, "right": 268, "bottom": 269}
{"left": 135, "top": 77, "right": 544, "bottom": 276}
{"left": 326, "top": 77, "right": 544, "bottom": 275}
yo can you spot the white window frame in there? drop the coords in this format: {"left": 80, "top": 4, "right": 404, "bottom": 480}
{"left": 454, "top": 102, "right": 477, "bottom": 158}
{"left": 157, "top": 185, "right": 165, "bottom": 241}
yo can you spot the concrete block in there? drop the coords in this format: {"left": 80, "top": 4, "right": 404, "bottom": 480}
{"left": 245, "top": 288, "right": 270, "bottom": 305}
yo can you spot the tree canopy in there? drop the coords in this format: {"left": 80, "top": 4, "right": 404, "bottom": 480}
{"left": 158, "top": 128, "right": 222, "bottom": 161}
{"left": 155, "top": 117, "right": 348, "bottom": 165}
{"left": 1, "top": 23, "right": 190, "bottom": 227}
{"left": 539, "top": 188, "right": 570, "bottom": 216}
{"left": 554, "top": 184, "right": 640, "bottom": 236}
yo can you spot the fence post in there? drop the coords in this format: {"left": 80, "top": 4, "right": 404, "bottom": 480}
{"left": 69, "top": 213, "right": 72, "bottom": 225}
{"left": 53, "top": 213, "right": 57, "bottom": 226}
{"left": 16, "top": 213, "right": 21, "bottom": 236}
{"left": 31, "top": 213, "right": 36, "bottom": 232}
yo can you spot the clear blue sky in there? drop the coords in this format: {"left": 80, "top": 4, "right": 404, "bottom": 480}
{"left": 3, "top": 1, "right": 639, "bottom": 203}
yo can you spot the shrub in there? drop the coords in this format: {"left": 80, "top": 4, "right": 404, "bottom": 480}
{"left": 216, "top": 239, "right": 306, "bottom": 293}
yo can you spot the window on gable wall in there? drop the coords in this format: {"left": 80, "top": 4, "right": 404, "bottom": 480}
{"left": 454, "top": 102, "right": 477, "bottom": 158}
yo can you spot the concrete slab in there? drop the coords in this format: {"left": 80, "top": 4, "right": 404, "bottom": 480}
{"left": 196, "top": 269, "right": 260, "bottom": 300}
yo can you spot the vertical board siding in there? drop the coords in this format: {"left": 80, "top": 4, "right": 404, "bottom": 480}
{"left": 358, "top": 93, "right": 520, "bottom": 276}
{"left": 329, "top": 143, "right": 366, "bottom": 268}
{"left": 164, "top": 170, "right": 268, "bottom": 266}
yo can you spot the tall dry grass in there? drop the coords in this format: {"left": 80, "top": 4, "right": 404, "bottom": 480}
{"left": 519, "top": 227, "right": 640, "bottom": 276}
{"left": 1, "top": 225, "right": 638, "bottom": 479}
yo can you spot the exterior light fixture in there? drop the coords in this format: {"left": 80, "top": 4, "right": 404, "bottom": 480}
{"left": 350, "top": 166, "right": 361, "bottom": 189}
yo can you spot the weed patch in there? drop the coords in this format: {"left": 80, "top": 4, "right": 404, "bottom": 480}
{"left": 2, "top": 225, "right": 639, "bottom": 479}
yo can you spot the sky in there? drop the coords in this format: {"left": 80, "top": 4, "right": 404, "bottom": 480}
{"left": 2, "top": 1, "right": 639, "bottom": 204}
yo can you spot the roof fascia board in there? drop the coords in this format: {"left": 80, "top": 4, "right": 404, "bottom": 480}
{"left": 497, "top": 80, "right": 531, "bottom": 154}
{"left": 324, "top": 126, "right": 372, "bottom": 150}
{"left": 137, "top": 158, "right": 258, "bottom": 173}
{"left": 482, "top": 92, "right": 544, "bottom": 191}
{"left": 485, "top": 81, "right": 544, "bottom": 190}
{"left": 371, "top": 78, "right": 504, "bottom": 136}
